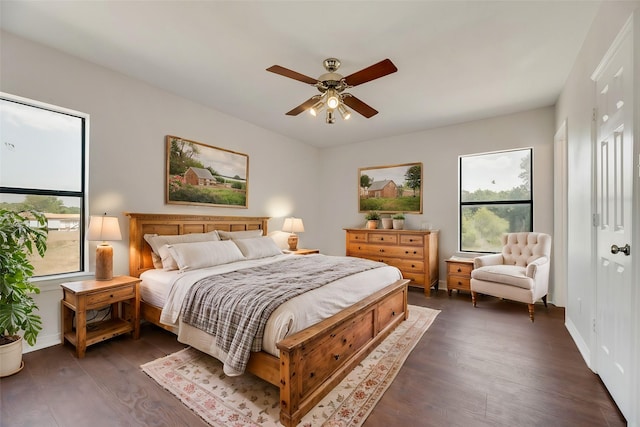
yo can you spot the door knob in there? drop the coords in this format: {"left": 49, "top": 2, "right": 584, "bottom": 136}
{"left": 610, "top": 244, "right": 631, "bottom": 256}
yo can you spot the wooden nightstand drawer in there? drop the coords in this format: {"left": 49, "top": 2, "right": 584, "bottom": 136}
{"left": 85, "top": 285, "right": 135, "bottom": 309}
{"left": 447, "top": 262, "right": 473, "bottom": 276}
{"left": 447, "top": 275, "right": 471, "bottom": 291}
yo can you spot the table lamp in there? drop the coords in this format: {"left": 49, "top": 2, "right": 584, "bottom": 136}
{"left": 87, "top": 215, "right": 122, "bottom": 281}
{"left": 282, "top": 217, "right": 304, "bottom": 251}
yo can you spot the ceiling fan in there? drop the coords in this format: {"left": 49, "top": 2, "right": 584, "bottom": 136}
{"left": 266, "top": 58, "right": 397, "bottom": 123}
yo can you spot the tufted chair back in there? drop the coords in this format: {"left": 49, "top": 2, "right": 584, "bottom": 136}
{"left": 501, "top": 232, "right": 552, "bottom": 267}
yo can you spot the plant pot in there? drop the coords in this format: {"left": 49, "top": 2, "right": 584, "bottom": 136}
{"left": 0, "top": 335, "right": 24, "bottom": 377}
{"left": 392, "top": 219, "right": 405, "bottom": 230}
{"left": 366, "top": 220, "right": 378, "bottom": 229}
{"left": 381, "top": 218, "right": 393, "bottom": 229}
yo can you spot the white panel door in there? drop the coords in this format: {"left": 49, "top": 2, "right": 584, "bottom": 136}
{"left": 593, "top": 23, "right": 634, "bottom": 421}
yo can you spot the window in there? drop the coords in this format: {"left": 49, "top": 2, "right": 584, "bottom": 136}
{"left": 0, "top": 93, "right": 88, "bottom": 277}
{"left": 459, "top": 148, "right": 532, "bottom": 253}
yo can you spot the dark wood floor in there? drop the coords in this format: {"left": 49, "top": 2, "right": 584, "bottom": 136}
{"left": 1, "top": 289, "right": 626, "bottom": 427}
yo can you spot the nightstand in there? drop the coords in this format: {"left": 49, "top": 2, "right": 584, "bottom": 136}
{"left": 61, "top": 275, "right": 141, "bottom": 358}
{"left": 446, "top": 257, "right": 475, "bottom": 296}
{"left": 286, "top": 248, "right": 319, "bottom": 255}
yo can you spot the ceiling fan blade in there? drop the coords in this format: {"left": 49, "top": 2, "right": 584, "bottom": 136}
{"left": 266, "top": 65, "right": 318, "bottom": 85}
{"left": 342, "top": 95, "right": 378, "bottom": 118}
{"left": 344, "top": 59, "right": 398, "bottom": 87}
{"left": 286, "top": 97, "right": 319, "bottom": 116}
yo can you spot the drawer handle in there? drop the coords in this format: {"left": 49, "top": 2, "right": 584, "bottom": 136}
{"left": 457, "top": 268, "right": 462, "bottom": 272}
{"left": 392, "top": 311, "right": 396, "bottom": 316}
{"left": 409, "top": 239, "right": 414, "bottom": 242}
{"left": 378, "top": 259, "right": 384, "bottom": 262}
{"left": 379, "top": 249, "right": 384, "bottom": 253}
{"left": 380, "top": 237, "right": 384, "bottom": 241}
{"left": 110, "top": 294, "right": 114, "bottom": 298}
{"left": 411, "top": 264, "right": 415, "bottom": 268}
{"left": 458, "top": 281, "right": 462, "bottom": 285}
{"left": 333, "top": 354, "right": 340, "bottom": 361}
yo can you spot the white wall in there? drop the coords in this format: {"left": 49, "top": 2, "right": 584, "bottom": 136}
{"left": 319, "top": 107, "right": 556, "bottom": 291}
{"left": 1, "top": 31, "right": 322, "bottom": 351}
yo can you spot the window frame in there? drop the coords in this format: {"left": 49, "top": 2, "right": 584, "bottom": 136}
{"left": 458, "top": 147, "right": 533, "bottom": 253}
{"left": 0, "top": 92, "right": 90, "bottom": 278}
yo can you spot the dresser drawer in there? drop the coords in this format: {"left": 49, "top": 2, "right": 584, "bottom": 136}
{"left": 402, "top": 272, "right": 425, "bottom": 285}
{"left": 348, "top": 232, "right": 369, "bottom": 243}
{"left": 383, "top": 258, "right": 424, "bottom": 273}
{"left": 85, "top": 285, "right": 135, "bottom": 309}
{"left": 377, "top": 245, "right": 423, "bottom": 258}
{"left": 368, "top": 233, "right": 398, "bottom": 244}
{"left": 399, "top": 234, "right": 424, "bottom": 246}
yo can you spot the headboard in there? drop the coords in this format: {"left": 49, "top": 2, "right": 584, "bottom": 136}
{"left": 125, "top": 212, "right": 269, "bottom": 277}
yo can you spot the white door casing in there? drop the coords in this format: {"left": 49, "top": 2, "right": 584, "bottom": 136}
{"left": 592, "top": 17, "right": 635, "bottom": 422}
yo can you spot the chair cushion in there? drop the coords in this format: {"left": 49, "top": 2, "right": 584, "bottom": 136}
{"left": 471, "top": 265, "right": 533, "bottom": 290}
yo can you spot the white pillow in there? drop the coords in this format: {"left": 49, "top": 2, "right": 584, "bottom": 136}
{"left": 157, "top": 244, "right": 179, "bottom": 270}
{"left": 233, "top": 237, "right": 283, "bottom": 260}
{"left": 144, "top": 231, "right": 220, "bottom": 269}
{"left": 217, "top": 229, "right": 263, "bottom": 240}
{"left": 166, "top": 240, "right": 245, "bottom": 271}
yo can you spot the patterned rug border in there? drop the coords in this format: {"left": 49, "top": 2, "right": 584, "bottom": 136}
{"left": 141, "top": 304, "right": 439, "bottom": 427}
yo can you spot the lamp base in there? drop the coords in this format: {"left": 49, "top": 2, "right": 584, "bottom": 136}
{"left": 287, "top": 234, "right": 299, "bottom": 251}
{"left": 95, "top": 244, "right": 114, "bottom": 281}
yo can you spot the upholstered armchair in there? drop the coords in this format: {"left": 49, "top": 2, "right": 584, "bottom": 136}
{"left": 470, "top": 232, "right": 552, "bottom": 322}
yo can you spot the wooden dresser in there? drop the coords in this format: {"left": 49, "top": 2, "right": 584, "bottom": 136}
{"left": 345, "top": 228, "right": 439, "bottom": 295}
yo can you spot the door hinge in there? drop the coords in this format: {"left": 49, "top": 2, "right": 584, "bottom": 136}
{"left": 593, "top": 318, "right": 596, "bottom": 333}
{"left": 592, "top": 107, "right": 597, "bottom": 122}
{"left": 593, "top": 213, "right": 600, "bottom": 227}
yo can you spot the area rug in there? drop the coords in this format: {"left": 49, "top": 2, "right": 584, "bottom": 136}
{"left": 141, "top": 305, "right": 439, "bottom": 427}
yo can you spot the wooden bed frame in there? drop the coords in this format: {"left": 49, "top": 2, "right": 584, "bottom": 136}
{"left": 126, "top": 212, "right": 409, "bottom": 427}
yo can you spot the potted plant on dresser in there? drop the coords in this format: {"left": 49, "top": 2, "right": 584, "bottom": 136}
{"left": 0, "top": 209, "right": 47, "bottom": 377}
{"left": 392, "top": 213, "right": 405, "bottom": 230}
{"left": 365, "top": 211, "right": 380, "bottom": 229}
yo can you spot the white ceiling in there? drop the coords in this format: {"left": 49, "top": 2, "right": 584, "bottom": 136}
{"left": 0, "top": 1, "right": 602, "bottom": 148}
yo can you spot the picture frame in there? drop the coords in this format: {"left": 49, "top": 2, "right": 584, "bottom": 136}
{"left": 358, "top": 162, "right": 422, "bottom": 213}
{"left": 166, "top": 135, "right": 249, "bottom": 208}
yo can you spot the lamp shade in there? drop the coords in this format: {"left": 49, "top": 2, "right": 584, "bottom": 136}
{"left": 87, "top": 215, "right": 122, "bottom": 242}
{"left": 282, "top": 217, "right": 304, "bottom": 234}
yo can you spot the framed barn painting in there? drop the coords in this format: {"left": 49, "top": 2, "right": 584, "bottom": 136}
{"left": 358, "top": 162, "right": 422, "bottom": 213}
{"left": 166, "top": 135, "right": 249, "bottom": 208}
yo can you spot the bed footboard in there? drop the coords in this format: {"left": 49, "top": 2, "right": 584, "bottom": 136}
{"left": 276, "top": 279, "right": 409, "bottom": 427}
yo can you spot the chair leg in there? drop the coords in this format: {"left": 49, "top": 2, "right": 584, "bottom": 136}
{"left": 542, "top": 295, "right": 548, "bottom": 308}
{"left": 471, "top": 291, "right": 477, "bottom": 307}
{"left": 528, "top": 304, "right": 535, "bottom": 322}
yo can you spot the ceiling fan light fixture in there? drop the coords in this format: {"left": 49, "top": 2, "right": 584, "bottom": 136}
{"left": 338, "top": 103, "right": 351, "bottom": 120}
{"left": 309, "top": 99, "right": 325, "bottom": 117}
{"left": 326, "top": 89, "right": 340, "bottom": 109}
{"left": 326, "top": 109, "right": 335, "bottom": 124}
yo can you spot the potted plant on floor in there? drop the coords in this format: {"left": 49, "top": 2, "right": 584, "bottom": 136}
{"left": 0, "top": 209, "right": 47, "bottom": 377}
{"left": 392, "top": 213, "right": 405, "bottom": 230}
{"left": 365, "top": 211, "right": 380, "bottom": 229}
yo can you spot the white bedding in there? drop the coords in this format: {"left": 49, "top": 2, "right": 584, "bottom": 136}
{"left": 139, "top": 254, "right": 403, "bottom": 375}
